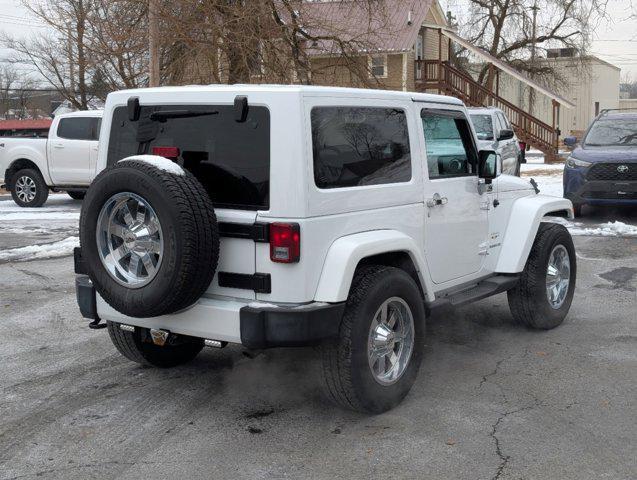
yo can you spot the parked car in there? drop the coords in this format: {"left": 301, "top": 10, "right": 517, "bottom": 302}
{"left": 469, "top": 107, "right": 523, "bottom": 176}
{"left": 563, "top": 109, "right": 637, "bottom": 216}
{"left": 0, "top": 110, "right": 103, "bottom": 207}
{"left": 75, "top": 85, "right": 575, "bottom": 413}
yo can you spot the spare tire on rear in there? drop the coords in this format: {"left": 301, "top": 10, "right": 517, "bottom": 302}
{"left": 80, "top": 156, "right": 219, "bottom": 318}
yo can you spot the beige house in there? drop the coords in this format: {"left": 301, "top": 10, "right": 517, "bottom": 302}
{"left": 307, "top": 0, "right": 450, "bottom": 91}
{"left": 496, "top": 52, "right": 621, "bottom": 136}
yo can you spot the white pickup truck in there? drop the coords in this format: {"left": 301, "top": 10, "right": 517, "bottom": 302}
{"left": 0, "top": 110, "right": 103, "bottom": 207}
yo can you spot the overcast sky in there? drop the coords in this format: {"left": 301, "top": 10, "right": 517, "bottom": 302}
{"left": 1, "top": 0, "right": 636, "bottom": 86}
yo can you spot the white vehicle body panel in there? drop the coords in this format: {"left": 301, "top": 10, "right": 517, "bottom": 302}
{"left": 89, "top": 85, "right": 573, "bottom": 342}
{"left": 314, "top": 229, "right": 434, "bottom": 303}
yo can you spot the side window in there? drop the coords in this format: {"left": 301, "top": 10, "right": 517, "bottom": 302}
{"left": 311, "top": 106, "right": 411, "bottom": 189}
{"left": 493, "top": 113, "right": 504, "bottom": 134}
{"left": 93, "top": 118, "right": 101, "bottom": 140}
{"left": 57, "top": 117, "right": 97, "bottom": 141}
{"left": 421, "top": 109, "right": 478, "bottom": 179}
{"left": 499, "top": 113, "right": 511, "bottom": 130}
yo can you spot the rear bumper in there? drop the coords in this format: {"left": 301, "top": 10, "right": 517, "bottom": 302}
{"left": 75, "top": 274, "right": 345, "bottom": 348}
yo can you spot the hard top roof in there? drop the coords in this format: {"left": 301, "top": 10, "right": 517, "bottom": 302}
{"left": 109, "top": 84, "right": 464, "bottom": 106}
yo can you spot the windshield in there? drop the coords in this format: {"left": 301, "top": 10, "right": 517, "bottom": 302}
{"left": 107, "top": 104, "right": 270, "bottom": 210}
{"left": 470, "top": 114, "right": 494, "bottom": 140}
{"left": 584, "top": 118, "right": 637, "bottom": 147}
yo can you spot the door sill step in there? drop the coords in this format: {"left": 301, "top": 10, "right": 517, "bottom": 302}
{"left": 427, "top": 275, "right": 520, "bottom": 312}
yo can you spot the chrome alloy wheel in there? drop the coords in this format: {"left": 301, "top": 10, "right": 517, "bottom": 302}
{"left": 546, "top": 244, "right": 570, "bottom": 309}
{"left": 15, "top": 175, "right": 36, "bottom": 203}
{"left": 96, "top": 192, "right": 163, "bottom": 288}
{"left": 367, "top": 297, "right": 415, "bottom": 385}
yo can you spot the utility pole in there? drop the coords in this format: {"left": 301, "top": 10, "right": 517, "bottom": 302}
{"left": 67, "top": 23, "right": 76, "bottom": 96}
{"left": 148, "top": 0, "right": 160, "bottom": 87}
{"left": 528, "top": 0, "right": 539, "bottom": 115}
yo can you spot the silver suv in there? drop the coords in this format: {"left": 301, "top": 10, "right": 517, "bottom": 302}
{"left": 469, "top": 107, "right": 523, "bottom": 176}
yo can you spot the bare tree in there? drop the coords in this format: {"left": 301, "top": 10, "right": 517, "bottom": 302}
{"left": 457, "top": 0, "right": 609, "bottom": 89}
{"left": 0, "top": 65, "right": 18, "bottom": 118}
{"left": 1, "top": 0, "right": 93, "bottom": 109}
{"left": 152, "top": 0, "right": 398, "bottom": 87}
{"left": 84, "top": 0, "right": 149, "bottom": 91}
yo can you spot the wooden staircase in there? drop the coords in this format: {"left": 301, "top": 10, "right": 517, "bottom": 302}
{"left": 415, "top": 60, "right": 561, "bottom": 162}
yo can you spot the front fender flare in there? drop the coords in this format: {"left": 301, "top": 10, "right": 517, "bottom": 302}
{"left": 496, "top": 195, "right": 574, "bottom": 273}
{"left": 314, "top": 230, "right": 434, "bottom": 303}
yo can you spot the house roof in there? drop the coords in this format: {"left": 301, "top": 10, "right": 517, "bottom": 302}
{"left": 300, "top": 0, "right": 434, "bottom": 55}
{"left": 441, "top": 29, "right": 575, "bottom": 109}
{"left": 0, "top": 119, "right": 52, "bottom": 131}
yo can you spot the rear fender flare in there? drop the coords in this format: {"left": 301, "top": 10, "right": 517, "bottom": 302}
{"left": 314, "top": 230, "right": 434, "bottom": 303}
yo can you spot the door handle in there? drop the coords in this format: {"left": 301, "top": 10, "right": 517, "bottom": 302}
{"left": 426, "top": 193, "right": 448, "bottom": 207}
{"left": 53, "top": 143, "right": 64, "bottom": 149}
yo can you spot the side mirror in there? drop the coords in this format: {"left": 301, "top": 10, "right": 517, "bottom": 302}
{"left": 563, "top": 136, "right": 577, "bottom": 147}
{"left": 478, "top": 150, "right": 500, "bottom": 183}
{"left": 497, "top": 128, "right": 514, "bottom": 141}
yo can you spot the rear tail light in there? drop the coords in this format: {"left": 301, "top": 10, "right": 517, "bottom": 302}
{"left": 151, "top": 146, "right": 180, "bottom": 159}
{"left": 269, "top": 223, "right": 300, "bottom": 263}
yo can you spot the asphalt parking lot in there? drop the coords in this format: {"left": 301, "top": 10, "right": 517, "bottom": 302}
{"left": 1, "top": 193, "right": 636, "bottom": 480}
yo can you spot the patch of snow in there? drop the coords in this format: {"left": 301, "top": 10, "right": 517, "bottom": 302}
{"left": 521, "top": 163, "right": 565, "bottom": 173}
{"left": 119, "top": 155, "right": 185, "bottom": 176}
{"left": 547, "top": 218, "right": 637, "bottom": 237}
{"left": 0, "top": 197, "right": 81, "bottom": 221}
{"left": 0, "top": 236, "right": 79, "bottom": 262}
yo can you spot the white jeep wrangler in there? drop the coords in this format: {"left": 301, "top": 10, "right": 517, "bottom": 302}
{"left": 75, "top": 85, "right": 575, "bottom": 413}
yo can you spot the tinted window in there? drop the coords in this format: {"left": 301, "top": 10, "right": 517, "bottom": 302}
{"left": 107, "top": 105, "right": 270, "bottom": 210}
{"left": 421, "top": 109, "right": 477, "bottom": 178}
{"left": 57, "top": 117, "right": 99, "bottom": 140}
{"left": 311, "top": 107, "right": 411, "bottom": 189}
{"left": 470, "top": 114, "right": 494, "bottom": 140}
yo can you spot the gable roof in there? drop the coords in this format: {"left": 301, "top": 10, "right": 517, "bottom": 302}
{"left": 300, "top": 0, "right": 434, "bottom": 55}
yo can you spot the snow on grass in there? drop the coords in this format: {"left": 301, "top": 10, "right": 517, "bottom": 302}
{"left": 120, "top": 155, "right": 185, "bottom": 176}
{"left": 0, "top": 236, "right": 79, "bottom": 262}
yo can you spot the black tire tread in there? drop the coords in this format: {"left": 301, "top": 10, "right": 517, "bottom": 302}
{"left": 81, "top": 160, "right": 219, "bottom": 317}
{"left": 107, "top": 321, "right": 203, "bottom": 368}
{"left": 11, "top": 168, "right": 49, "bottom": 207}
{"left": 320, "top": 265, "right": 393, "bottom": 412}
{"left": 507, "top": 222, "right": 575, "bottom": 329}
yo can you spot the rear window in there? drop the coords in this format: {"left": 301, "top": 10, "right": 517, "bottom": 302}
{"left": 57, "top": 117, "right": 100, "bottom": 140}
{"left": 107, "top": 104, "right": 270, "bottom": 210}
{"left": 311, "top": 107, "right": 411, "bottom": 189}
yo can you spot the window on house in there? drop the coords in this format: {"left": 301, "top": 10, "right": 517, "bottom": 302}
{"left": 369, "top": 55, "right": 387, "bottom": 78}
{"left": 311, "top": 106, "right": 411, "bottom": 189}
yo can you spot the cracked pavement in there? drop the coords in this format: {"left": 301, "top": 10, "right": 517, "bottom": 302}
{"left": 1, "top": 198, "right": 636, "bottom": 479}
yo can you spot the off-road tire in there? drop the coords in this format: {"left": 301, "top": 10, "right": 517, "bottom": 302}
{"left": 80, "top": 159, "right": 219, "bottom": 318}
{"left": 107, "top": 321, "right": 203, "bottom": 368}
{"left": 507, "top": 223, "right": 576, "bottom": 329}
{"left": 68, "top": 191, "right": 86, "bottom": 200}
{"left": 320, "top": 266, "right": 426, "bottom": 413}
{"left": 11, "top": 168, "right": 49, "bottom": 207}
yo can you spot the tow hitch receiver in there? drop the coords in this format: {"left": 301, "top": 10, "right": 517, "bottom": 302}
{"left": 150, "top": 329, "right": 170, "bottom": 346}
